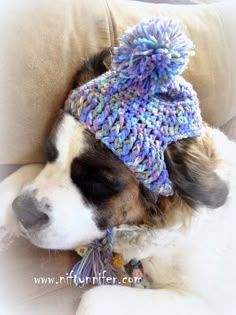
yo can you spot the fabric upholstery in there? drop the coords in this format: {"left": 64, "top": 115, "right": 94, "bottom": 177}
{"left": 0, "top": 1, "right": 236, "bottom": 314}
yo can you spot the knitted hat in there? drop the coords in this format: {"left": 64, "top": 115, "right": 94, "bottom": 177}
{"left": 65, "top": 17, "right": 202, "bottom": 196}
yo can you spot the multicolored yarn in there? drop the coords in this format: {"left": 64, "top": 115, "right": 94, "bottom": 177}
{"left": 65, "top": 17, "right": 202, "bottom": 196}
{"left": 112, "top": 18, "right": 195, "bottom": 95}
{"left": 71, "top": 228, "right": 129, "bottom": 286}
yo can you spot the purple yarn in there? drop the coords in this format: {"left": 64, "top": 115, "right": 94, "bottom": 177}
{"left": 113, "top": 18, "right": 195, "bottom": 95}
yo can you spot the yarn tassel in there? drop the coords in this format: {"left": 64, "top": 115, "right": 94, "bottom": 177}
{"left": 71, "top": 228, "right": 129, "bottom": 286}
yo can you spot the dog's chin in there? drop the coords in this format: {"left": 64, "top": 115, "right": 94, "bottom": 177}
{"left": 19, "top": 223, "right": 105, "bottom": 250}
{"left": 23, "top": 231, "right": 85, "bottom": 250}
{"left": 17, "top": 224, "right": 53, "bottom": 249}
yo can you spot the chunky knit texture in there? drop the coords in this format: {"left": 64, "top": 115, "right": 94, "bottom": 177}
{"left": 65, "top": 17, "right": 202, "bottom": 196}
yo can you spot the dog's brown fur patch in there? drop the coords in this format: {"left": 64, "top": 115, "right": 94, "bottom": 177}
{"left": 165, "top": 128, "right": 228, "bottom": 210}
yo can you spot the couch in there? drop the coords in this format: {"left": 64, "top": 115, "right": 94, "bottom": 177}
{"left": 0, "top": 0, "right": 235, "bottom": 314}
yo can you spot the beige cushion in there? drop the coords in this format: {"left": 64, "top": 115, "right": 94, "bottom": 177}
{"left": 0, "top": 1, "right": 236, "bottom": 314}
{"left": 0, "top": 0, "right": 236, "bottom": 164}
{"left": 0, "top": 238, "right": 82, "bottom": 315}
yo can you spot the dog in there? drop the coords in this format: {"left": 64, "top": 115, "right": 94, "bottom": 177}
{"left": 1, "top": 49, "right": 236, "bottom": 315}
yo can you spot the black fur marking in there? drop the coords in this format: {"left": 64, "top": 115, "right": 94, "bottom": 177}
{"left": 71, "top": 157, "right": 124, "bottom": 206}
{"left": 44, "top": 110, "right": 65, "bottom": 162}
{"left": 74, "top": 48, "right": 112, "bottom": 88}
{"left": 70, "top": 130, "right": 126, "bottom": 207}
{"left": 45, "top": 137, "right": 58, "bottom": 162}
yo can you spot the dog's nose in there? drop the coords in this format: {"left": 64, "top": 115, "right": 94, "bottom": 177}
{"left": 12, "top": 193, "right": 49, "bottom": 229}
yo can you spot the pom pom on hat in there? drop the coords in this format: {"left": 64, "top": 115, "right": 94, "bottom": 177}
{"left": 112, "top": 17, "right": 195, "bottom": 95}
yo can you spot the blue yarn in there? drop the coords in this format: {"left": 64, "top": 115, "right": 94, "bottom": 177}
{"left": 112, "top": 18, "right": 195, "bottom": 95}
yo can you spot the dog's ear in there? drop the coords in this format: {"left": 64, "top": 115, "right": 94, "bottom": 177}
{"left": 164, "top": 136, "right": 229, "bottom": 209}
{"left": 74, "top": 48, "right": 112, "bottom": 87}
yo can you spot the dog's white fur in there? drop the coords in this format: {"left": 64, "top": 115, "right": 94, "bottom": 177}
{"left": 1, "top": 115, "right": 105, "bottom": 249}
{"left": 78, "top": 128, "right": 236, "bottom": 315}
{"left": 0, "top": 126, "right": 236, "bottom": 315}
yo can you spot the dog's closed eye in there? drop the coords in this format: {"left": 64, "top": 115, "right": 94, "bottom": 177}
{"left": 71, "top": 157, "right": 125, "bottom": 207}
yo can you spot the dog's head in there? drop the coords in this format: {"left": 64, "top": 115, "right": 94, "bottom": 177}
{"left": 12, "top": 49, "right": 229, "bottom": 249}
{"left": 12, "top": 111, "right": 229, "bottom": 249}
